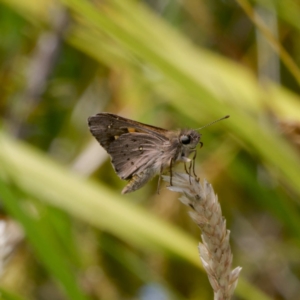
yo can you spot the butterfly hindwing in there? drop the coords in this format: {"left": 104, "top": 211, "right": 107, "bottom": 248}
{"left": 107, "top": 132, "right": 167, "bottom": 180}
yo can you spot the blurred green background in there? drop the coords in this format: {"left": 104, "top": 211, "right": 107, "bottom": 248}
{"left": 0, "top": 0, "right": 300, "bottom": 299}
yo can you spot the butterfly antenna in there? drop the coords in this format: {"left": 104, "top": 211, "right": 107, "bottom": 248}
{"left": 196, "top": 115, "right": 230, "bottom": 131}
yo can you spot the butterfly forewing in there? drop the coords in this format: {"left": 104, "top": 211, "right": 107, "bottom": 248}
{"left": 88, "top": 113, "right": 169, "bottom": 148}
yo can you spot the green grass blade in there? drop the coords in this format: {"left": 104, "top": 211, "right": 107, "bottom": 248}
{"left": 0, "top": 180, "right": 89, "bottom": 300}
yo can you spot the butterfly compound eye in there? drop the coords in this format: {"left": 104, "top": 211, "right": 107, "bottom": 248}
{"left": 180, "top": 135, "right": 191, "bottom": 145}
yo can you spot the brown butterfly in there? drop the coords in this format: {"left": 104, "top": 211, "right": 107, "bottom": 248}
{"left": 88, "top": 113, "right": 229, "bottom": 194}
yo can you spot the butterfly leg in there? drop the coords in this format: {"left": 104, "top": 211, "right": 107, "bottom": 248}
{"left": 192, "top": 150, "right": 198, "bottom": 179}
{"left": 183, "top": 158, "right": 192, "bottom": 184}
{"left": 184, "top": 162, "right": 189, "bottom": 174}
{"left": 188, "top": 160, "right": 192, "bottom": 184}
{"left": 194, "top": 142, "right": 202, "bottom": 182}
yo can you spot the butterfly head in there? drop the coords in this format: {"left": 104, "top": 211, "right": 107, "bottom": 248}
{"left": 179, "top": 130, "right": 201, "bottom": 150}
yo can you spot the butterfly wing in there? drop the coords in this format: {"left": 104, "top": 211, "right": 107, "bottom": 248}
{"left": 88, "top": 113, "right": 174, "bottom": 180}
{"left": 88, "top": 113, "right": 169, "bottom": 148}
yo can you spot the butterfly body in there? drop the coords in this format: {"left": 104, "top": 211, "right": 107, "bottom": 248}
{"left": 88, "top": 113, "right": 201, "bottom": 193}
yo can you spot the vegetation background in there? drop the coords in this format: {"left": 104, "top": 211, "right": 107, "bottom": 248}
{"left": 0, "top": 0, "right": 300, "bottom": 299}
